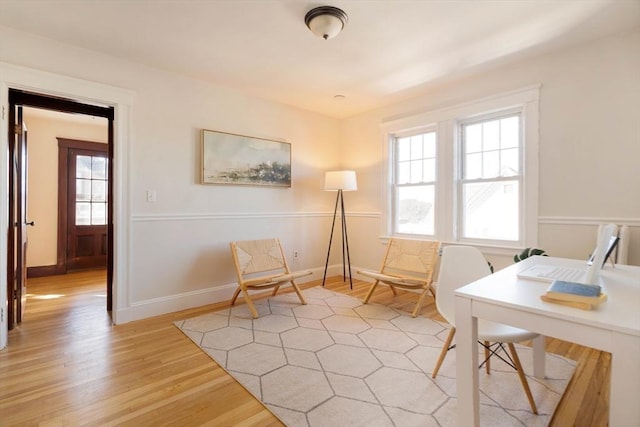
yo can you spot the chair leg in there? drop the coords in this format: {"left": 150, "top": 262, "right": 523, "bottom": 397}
{"left": 271, "top": 285, "right": 281, "bottom": 296}
{"left": 432, "top": 327, "right": 456, "bottom": 378}
{"left": 411, "top": 287, "right": 430, "bottom": 317}
{"left": 388, "top": 284, "right": 398, "bottom": 296}
{"left": 290, "top": 281, "right": 307, "bottom": 305}
{"left": 363, "top": 280, "right": 380, "bottom": 304}
{"left": 241, "top": 288, "right": 259, "bottom": 319}
{"left": 484, "top": 341, "right": 491, "bottom": 374}
{"left": 231, "top": 287, "right": 242, "bottom": 305}
{"left": 507, "top": 343, "right": 538, "bottom": 414}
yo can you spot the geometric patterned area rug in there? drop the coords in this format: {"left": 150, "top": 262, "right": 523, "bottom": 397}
{"left": 175, "top": 287, "right": 576, "bottom": 427}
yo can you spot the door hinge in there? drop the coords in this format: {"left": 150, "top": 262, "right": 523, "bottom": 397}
{"left": 14, "top": 124, "right": 22, "bottom": 135}
{"left": 2, "top": 106, "right": 4, "bottom": 120}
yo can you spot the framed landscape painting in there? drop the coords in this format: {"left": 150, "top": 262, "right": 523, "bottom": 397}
{"left": 201, "top": 129, "right": 291, "bottom": 187}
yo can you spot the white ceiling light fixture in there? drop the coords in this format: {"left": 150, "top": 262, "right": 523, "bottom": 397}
{"left": 305, "top": 6, "right": 348, "bottom": 40}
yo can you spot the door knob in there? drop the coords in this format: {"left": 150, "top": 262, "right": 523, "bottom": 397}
{"left": 26, "top": 221, "right": 35, "bottom": 226}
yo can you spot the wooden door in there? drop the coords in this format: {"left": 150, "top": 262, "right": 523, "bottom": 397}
{"left": 7, "top": 104, "right": 29, "bottom": 328}
{"left": 65, "top": 147, "right": 108, "bottom": 271}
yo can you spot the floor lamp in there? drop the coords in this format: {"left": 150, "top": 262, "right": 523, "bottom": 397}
{"left": 322, "top": 170, "right": 357, "bottom": 288}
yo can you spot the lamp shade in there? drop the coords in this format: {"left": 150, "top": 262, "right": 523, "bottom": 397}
{"left": 324, "top": 170, "right": 357, "bottom": 191}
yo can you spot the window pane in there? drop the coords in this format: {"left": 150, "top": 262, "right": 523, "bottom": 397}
{"left": 76, "top": 179, "right": 91, "bottom": 201}
{"left": 76, "top": 202, "right": 91, "bottom": 225}
{"left": 410, "top": 135, "right": 423, "bottom": 159}
{"left": 398, "top": 137, "right": 410, "bottom": 161}
{"left": 92, "top": 156, "right": 107, "bottom": 179}
{"left": 464, "top": 153, "right": 482, "bottom": 179}
{"left": 501, "top": 148, "right": 519, "bottom": 176}
{"left": 482, "top": 120, "right": 500, "bottom": 151}
{"left": 397, "top": 161, "right": 410, "bottom": 184}
{"left": 483, "top": 151, "right": 500, "bottom": 178}
{"left": 410, "top": 160, "right": 422, "bottom": 183}
{"left": 76, "top": 155, "right": 92, "bottom": 179}
{"left": 462, "top": 180, "right": 519, "bottom": 241}
{"left": 424, "top": 132, "right": 436, "bottom": 157}
{"left": 465, "top": 124, "right": 482, "bottom": 153}
{"left": 91, "top": 203, "right": 107, "bottom": 225}
{"left": 423, "top": 158, "right": 435, "bottom": 182}
{"left": 396, "top": 185, "right": 434, "bottom": 235}
{"left": 92, "top": 180, "right": 106, "bottom": 202}
{"left": 500, "top": 116, "right": 519, "bottom": 148}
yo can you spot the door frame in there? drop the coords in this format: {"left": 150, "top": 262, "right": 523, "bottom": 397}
{"left": 58, "top": 138, "right": 109, "bottom": 273}
{"left": 0, "top": 62, "right": 134, "bottom": 349}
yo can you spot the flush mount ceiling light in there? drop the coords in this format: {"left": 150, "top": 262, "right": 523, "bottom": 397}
{"left": 305, "top": 6, "right": 348, "bottom": 40}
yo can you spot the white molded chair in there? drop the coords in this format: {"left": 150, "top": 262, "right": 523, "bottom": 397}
{"left": 229, "top": 238, "right": 311, "bottom": 318}
{"left": 358, "top": 238, "right": 440, "bottom": 317}
{"left": 432, "top": 245, "right": 539, "bottom": 414}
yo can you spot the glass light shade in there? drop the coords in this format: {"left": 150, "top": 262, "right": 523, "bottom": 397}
{"left": 305, "top": 6, "right": 348, "bottom": 40}
{"left": 324, "top": 170, "right": 357, "bottom": 191}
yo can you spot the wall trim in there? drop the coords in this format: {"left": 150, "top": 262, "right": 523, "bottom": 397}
{"left": 114, "top": 266, "right": 331, "bottom": 323}
{"left": 538, "top": 216, "right": 640, "bottom": 227}
{"left": 131, "top": 211, "right": 382, "bottom": 222}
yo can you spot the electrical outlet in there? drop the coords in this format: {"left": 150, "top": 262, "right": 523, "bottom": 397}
{"left": 293, "top": 250, "right": 299, "bottom": 259}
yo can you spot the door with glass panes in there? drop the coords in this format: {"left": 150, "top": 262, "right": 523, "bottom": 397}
{"left": 66, "top": 146, "right": 108, "bottom": 270}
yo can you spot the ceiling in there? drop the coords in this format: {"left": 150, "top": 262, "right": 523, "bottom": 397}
{"left": 1, "top": 0, "right": 638, "bottom": 119}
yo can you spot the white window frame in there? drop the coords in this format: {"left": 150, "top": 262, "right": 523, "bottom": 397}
{"left": 456, "top": 108, "right": 523, "bottom": 245}
{"left": 390, "top": 126, "right": 438, "bottom": 238}
{"left": 380, "top": 85, "right": 540, "bottom": 250}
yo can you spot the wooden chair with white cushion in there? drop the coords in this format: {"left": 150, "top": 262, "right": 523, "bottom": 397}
{"left": 358, "top": 238, "right": 440, "bottom": 317}
{"left": 432, "top": 245, "right": 539, "bottom": 414}
{"left": 229, "top": 238, "right": 311, "bottom": 318}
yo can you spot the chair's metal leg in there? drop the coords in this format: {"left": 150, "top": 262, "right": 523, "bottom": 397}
{"left": 507, "top": 343, "right": 538, "bottom": 414}
{"left": 432, "top": 327, "right": 456, "bottom": 378}
{"left": 484, "top": 341, "right": 491, "bottom": 374}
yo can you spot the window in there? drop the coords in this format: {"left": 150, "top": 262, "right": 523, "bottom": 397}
{"left": 459, "top": 113, "right": 521, "bottom": 242}
{"left": 393, "top": 131, "right": 436, "bottom": 236}
{"left": 76, "top": 154, "right": 108, "bottom": 226}
{"left": 384, "top": 86, "right": 539, "bottom": 248}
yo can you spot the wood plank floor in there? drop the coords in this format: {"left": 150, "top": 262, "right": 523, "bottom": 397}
{"left": 0, "top": 270, "right": 609, "bottom": 426}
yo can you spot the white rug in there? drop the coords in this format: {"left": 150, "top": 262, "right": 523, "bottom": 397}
{"left": 175, "top": 287, "right": 576, "bottom": 427}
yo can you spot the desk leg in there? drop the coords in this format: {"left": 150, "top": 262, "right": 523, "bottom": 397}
{"left": 532, "top": 335, "right": 545, "bottom": 379}
{"left": 455, "top": 295, "right": 479, "bottom": 427}
{"left": 609, "top": 332, "right": 640, "bottom": 426}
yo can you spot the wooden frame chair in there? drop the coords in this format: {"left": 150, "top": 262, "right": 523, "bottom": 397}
{"left": 358, "top": 238, "right": 440, "bottom": 317}
{"left": 229, "top": 238, "right": 311, "bottom": 318}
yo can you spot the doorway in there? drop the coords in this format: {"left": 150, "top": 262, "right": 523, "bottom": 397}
{"left": 6, "top": 90, "right": 114, "bottom": 330}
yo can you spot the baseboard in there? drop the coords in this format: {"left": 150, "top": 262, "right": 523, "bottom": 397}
{"left": 27, "top": 265, "right": 63, "bottom": 278}
{"left": 114, "top": 266, "right": 330, "bottom": 324}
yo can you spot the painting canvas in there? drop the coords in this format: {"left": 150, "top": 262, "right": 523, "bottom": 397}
{"left": 201, "top": 129, "right": 291, "bottom": 187}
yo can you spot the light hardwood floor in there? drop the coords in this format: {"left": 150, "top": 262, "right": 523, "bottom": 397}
{"left": 0, "top": 270, "right": 609, "bottom": 426}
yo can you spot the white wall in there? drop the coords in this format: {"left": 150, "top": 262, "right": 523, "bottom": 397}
{"left": 342, "top": 30, "right": 640, "bottom": 271}
{"left": 1, "top": 25, "right": 638, "bottom": 329}
{"left": 25, "top": 111, "right": 107, "bottom": 267}
{"left": 0, "top": 25, "right": 343, "bottom": 323}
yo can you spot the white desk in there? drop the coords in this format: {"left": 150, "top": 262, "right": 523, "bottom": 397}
{"left": 454, "top": 256, "right": 640, "bottom": 426}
